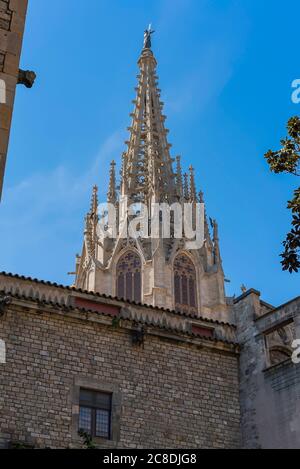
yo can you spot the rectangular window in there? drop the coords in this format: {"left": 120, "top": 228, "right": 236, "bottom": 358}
{"left": 79, "top": 389, "right": 112, "bottom": 440}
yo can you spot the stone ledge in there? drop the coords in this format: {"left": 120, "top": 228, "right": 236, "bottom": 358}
{"left": 2, "top": 298, "right": 239, "bottom": 353}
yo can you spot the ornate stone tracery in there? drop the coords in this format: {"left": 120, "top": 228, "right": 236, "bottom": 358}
{"left": 75, "top": 30, "right": 227, "bottom": 320}
{"left": 116, "top": 251, "right": 142, "bottom": 303}
{"left": 265, "top": 321, "right": 295, "bottom": 366}
{"left": 174, "top": 253, "right": 197, "bottom": 314}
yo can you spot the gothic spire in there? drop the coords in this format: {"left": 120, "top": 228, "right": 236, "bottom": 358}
{"left": 75, "top": 29, "right": 227, "bottom": 316}
{"left": 122, "top": 30, "right": 176, "bottom": 205}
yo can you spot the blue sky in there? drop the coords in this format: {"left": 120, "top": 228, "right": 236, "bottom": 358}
{"left": 0, "top": 0, "right": 299, "bottom": 305}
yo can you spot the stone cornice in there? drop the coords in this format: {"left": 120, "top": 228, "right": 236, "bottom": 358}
{"left": 0, "top": 272, "right": 238, "bottom": 351}
{"left": 0, "top": 271, "right": 236, "bottom": 326}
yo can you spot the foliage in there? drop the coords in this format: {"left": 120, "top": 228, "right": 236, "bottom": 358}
{"left": 112, "top": 315, "right": 121, "bottom": 329}
{"left": 265, "top": 116, "right": 300, "bottom": 272}
{"left": 78, "top": 429, "right": 96, "bottom": 449}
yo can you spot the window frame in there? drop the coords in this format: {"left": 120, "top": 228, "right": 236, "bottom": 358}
{"left": 79, "top": 389, "right": 112, "bottom": 440}
{"left": 71, "top": 377, "right": 121, "bottom": 447}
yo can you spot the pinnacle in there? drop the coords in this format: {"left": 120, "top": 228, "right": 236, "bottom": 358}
{"left": 183, "top": 173, "right": 189, "bottom": 200}
{"left": 105, "top": 31, "right": 202, "bottom": 207}
{"left": 107, "top": 160, "right": 117, "bottom": 204}
{"left": 89, "top": 184, "right": 99, "bottom": 220}
{"left": 189, "top": 165, "right": 197, "bottom": 202}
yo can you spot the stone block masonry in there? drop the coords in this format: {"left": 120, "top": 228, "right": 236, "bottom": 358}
{"left": 0, "top": 1, "right": 12, "bottom": 35}
{"left": 235, "top": 290, "right": 300, "bottom": 449}
{"left": 0, "top": 0, "right": 29, "bottom": 199}
{"left": 0, "top": 275, "right": 241, "bottom": 449}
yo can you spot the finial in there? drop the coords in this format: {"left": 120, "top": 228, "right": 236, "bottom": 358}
{"left": 241, "top": 284, "right": 247, "bottom": 293}
{"left": 199, "top": 191, "right": 204, "bottom": 203}
{"left": 143, "top": 24, "right": 155, "bottom": 49}
{"left": 90, "top": 185, "right": 98, "bottom": 216}
{"left": 189, "top": 165, "right": 197, "bottom": 202}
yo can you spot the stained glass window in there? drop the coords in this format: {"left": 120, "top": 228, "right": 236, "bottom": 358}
{"left": 174, "top": 253, "right": 198, "bottom": 314}
{"left": 116, "top": 251, "right": 142, "bottom": 302}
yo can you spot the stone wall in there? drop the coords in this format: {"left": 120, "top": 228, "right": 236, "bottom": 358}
{"left": 235, "top": 291, "right": 300, "bottom": 449}
{"left": 0, "top": 0, "right": 28, "bottom": 199}
{"left": 0, "top": 279, "right": 241, "bottom": 449}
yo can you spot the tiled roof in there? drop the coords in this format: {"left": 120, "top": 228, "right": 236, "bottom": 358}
{"left": 0, "top": 285, "right": 238, "bottom": 348}
{"left": 0, "top": 271, "right": 236, "bottom": 328}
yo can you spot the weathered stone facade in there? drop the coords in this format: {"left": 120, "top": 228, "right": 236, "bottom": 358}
{"left": 0, "top": 0, "right": 33, "bottom": 200}
{"left": 235, "top": 291, "right": 300, "bottom": 449}
{"left": 1, "top": 273, "right": 299, "bottom": 449}
{"left": 0, "top": 273, "right": 240, "bottom": 449}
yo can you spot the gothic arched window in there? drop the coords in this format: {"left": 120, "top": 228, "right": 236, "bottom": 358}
{"left": 174, "top": 253, "right": 197, "bottom": 313}
{"left": 116, "top": 251, "right": 142, "bottom": 303}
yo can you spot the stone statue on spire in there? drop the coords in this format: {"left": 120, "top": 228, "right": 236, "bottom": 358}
{"left": 143, "top": 24, "right": 155, "bottom": 49}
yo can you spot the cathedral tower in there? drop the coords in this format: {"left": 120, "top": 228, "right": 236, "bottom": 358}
{"left": 75, "top": 29, "right": 227, "bottom": 320}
